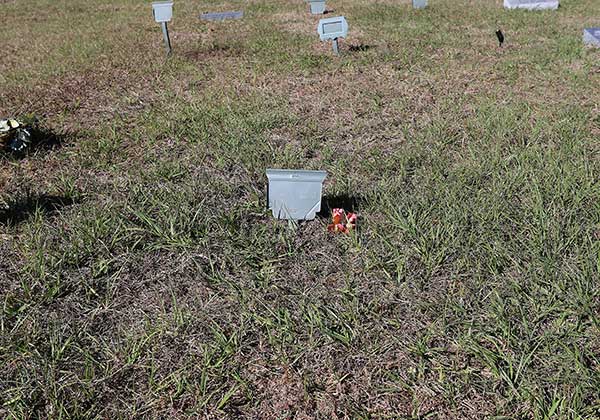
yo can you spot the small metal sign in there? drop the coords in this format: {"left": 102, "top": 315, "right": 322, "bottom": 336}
{"left": 200, "top": 11, "right": 244, "bottom": 21}
{"left": 413, "top": 0, "right": 427, "bottom": 9}
{"left": 266, "top": 169, "right": 327, "bottom": 220}
{"left": 317, "top": 16, "right": 348, "bottom": 54}
{"left": 503, "top": 0, "right": 559, "bottom": 10}
{"left": 152, "top": 1, "right": 173, "bottom": 55}
{"left": 152, "top": 1, "right": 173, "bottom": 22}
{"left": 308, "top": 0, "right": 326, "bottom": 15}
{"left": 583, "top": 28, "right": 600, "bottom": 47}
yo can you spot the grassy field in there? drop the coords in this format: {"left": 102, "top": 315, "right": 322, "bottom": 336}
{"left": 1, "top": 0, "right": 600, "bottom": 418}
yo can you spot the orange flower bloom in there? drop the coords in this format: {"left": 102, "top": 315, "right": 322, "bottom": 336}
{"left": 327, "top": 208, "right": 356, "bottom": 234}
{"left": 332, "top": 208, "right": 344, "bottom": 225}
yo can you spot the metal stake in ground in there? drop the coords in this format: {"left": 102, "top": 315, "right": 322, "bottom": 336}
{"left": 332, "top": 38, "right": 339, "bottom": 54}
{"left": 161, "top": 22, "right": 172, "bottom": 55}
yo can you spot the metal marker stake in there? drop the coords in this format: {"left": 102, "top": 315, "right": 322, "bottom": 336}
{"left": 318, "top": 16, "right": 348, "bottom": 56}
{"left": 161, "top": 22, "right": 172, "bottom": 55}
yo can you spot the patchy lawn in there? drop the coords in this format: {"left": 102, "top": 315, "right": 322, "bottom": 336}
{"left": 1, "top": 0, "right": 600, "bottom": 418}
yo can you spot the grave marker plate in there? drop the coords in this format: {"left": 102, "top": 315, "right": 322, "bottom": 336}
{"left": 413, "top": 0, "right": 427, "bottom": 9}
{"left": 583, "top": 28, "right": 600, "bottom": 47}
{"left": 152, "top": 1, "right": 173, "bottom": 55}
{"left": 318, "top": 16, "right": 348, "bottom": 54}
{"left": 152, "top": 1, "right": 173, "bottom": 23}
{"left": 503, "top": 0, "right": 559, "bottom": 10}
{"left": 200, "top": 11, "right": 244, "bottom": 21}
{"left": 318, "top": 16, "right": 348, "bottom": 41}
{"left": 308, "top": 0, "right": 326, "bottom": 15}
{"left": 266, "top": 169, "right": 327, "bottom": 220}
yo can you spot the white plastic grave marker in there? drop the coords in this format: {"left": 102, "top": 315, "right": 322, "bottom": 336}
{"left": 266, "top": 169, "right": 327, "bottom": 220}
{"left": 152, "top": 1, "right": 174, "bottom": 55}
{"left": 583, "top": 28, "right": 600, "bottom": 47}
{"left": 317, "top": 16, "right": 348, "bottom": 55}
{"left": 503, "top": 0, "right": 558, "bottom": 10}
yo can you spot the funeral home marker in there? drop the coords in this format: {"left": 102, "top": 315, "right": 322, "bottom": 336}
{"left": 318, "top": 16, "right": 348, "bottom": 55}
{"left": 152, "top": 1, "right": 174, "bottom": 55}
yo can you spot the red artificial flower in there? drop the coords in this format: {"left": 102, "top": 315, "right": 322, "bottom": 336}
{"left": 327, "top": 208, "right": 357, "bottom": 234}
{"left": 346, "top": 212, "right": 357, "bottom": 231}
{"left": 332, "top": 208, "right": 344, "bottom": 225}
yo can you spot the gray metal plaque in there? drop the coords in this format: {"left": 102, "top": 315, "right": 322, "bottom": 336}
{"left": 266, "top": 169, "right": 327, "bottom": 220}
{"left": 152, "top": 1, "right": 173, "bottom": 23}
{"left": 200, "top": 11, "right": 244, "bottom": 21}
{"left": 504, "top": 0, "right": 559, "bottom": 10}
{"left": 318, "top": 16, "right": 348, "bottom": 41}
{"left": 308, "top": 0, "right": 326, "bottom": 15}
{"left": 583, "top": 28, "right": 600, "bottom": 47}
{"left": 323, "top": 21, "right": 343, "bottom": 35}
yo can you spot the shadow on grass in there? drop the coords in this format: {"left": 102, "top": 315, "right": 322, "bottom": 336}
{"left": 318, "top": 194, "right": 361, "bottom": 217}
{"left": 1, "top": 125, "right": 66, "bottom": 159}
{"left": 32, "top": 126, "right": 64, "bottom": 150}
{"left": 0, "top": 194, "right": 78, "bottom": 226}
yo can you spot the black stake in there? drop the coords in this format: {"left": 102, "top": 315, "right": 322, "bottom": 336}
{"left": 496, "top": 29, "right": 505, "bottom": 47}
